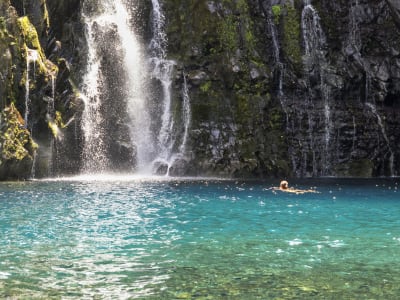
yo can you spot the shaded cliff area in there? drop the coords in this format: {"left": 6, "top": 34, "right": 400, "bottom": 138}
{"left": 0, "top": 0, "right": 399, "bottom": 179}
{"left": 163, "top": 0, "right": 400, "bottom": 178}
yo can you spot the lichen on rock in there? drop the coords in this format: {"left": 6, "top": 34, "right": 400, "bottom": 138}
{"left": 0, "top": 103, "right": 37, "bottom": 180}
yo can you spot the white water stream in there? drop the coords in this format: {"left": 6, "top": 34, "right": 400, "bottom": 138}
{"left": 149, "top": 0, "right": 192, "bottom": 175}
{"left": 24, "top": 48, "right": 38, "bottom": 128}
{"left": 81, "top": 0, "right": 191, "bottom": 175}
{"left": 81, "top": 0, "right": 148, "bottom": 173}
{"left": 301, "top": 0, "right": 332, "bottom": 176}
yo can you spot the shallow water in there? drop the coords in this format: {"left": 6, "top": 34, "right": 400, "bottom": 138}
{"left": 0, "top": 177, "right": 399, "bottom": 299}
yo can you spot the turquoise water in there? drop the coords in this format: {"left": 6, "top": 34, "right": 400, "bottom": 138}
{"left": 0, "top": 177, "right": 399, "bottom": 299}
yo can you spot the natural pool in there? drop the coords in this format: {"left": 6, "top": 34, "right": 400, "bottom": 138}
{"left": 0, "top": 176, "right": 399, "bottom": 299}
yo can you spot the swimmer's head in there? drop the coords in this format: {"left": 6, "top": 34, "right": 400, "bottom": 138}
{"left": 280, "top": 180, "right": 289, "bottom": 190}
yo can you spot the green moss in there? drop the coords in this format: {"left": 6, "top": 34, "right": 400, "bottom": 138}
{"left": 42, "top": 0, "right": 50, "bottom": 31}
{"left": 17, "top": 17, "right": 44, "bottom": 58}
{"left": 334, "top": 159, "right": 374, "bottom": 177}
{"left": 237, "top": 94, "right": 250, "bottom": 121}
{"left": 0, "top": 103, "right": 37, "bottom": 161}
{"left": 282, "top": 4, "right": 302, "bottom": 69}
{"left": 200, "top": 81, "right": 212, "bottom": 93}
{"left": 272, "top": 5, "right": 282, "bottom": 25}
{"left": 0, "top": 17, "right": 6, "bottom": 32}
{"left": 48, "top": 111, "right": 67, "bottom": 139}
{"left": 217, "top": 14, "right": 238, "bottom": 53}
{"left": 17, "top": 16, "right": 54, "bottom": 77}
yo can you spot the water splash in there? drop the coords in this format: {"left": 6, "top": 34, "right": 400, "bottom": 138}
{"left": 81, "top": 0, "right": 147, "bottom": 174}
{"left": 80, "top": 0, "right": 191, "bottom": 176}
{"left": 81, "top": 5, "right": 107, "bottom": 172}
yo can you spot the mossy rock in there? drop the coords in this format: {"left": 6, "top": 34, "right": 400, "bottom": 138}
{"left": 333, "top": 159, "right": 374, "bottom": 178}
{"left": 282, "top": 4, "right": 302, "bottom": 71}
{"left": 0, "top": 103, "right": 37, "bottom": 180}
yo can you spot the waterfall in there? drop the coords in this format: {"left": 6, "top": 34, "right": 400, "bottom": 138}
{"left": 346, "top": 2, "right": 394, "bottom": 176}
{"left": 47, "top": 75, "right": 56, "bottom": 177}
{"left": 260, "top": 2, "right": 285, "bottom": 100}
{"left": 179, "top": 73, "right": 191, "bottom": 155}
{"left": 149, "top": 0, "right": 175, "bottom": 170}
{"left": 149, "top": 0, "right": 191, "bottom": 175}
{"left": 365, "top": 103, "right": 394, "bottom": 176}
{"left": 81, "top": 5, "right": 108, "bottom": 172}
{"left": 348, "top": 0, "right": 361, "bottom": 52}
{"left": 301, "top": 0, "right": 332, "bottom": 176}
{"left": 81, "top": 0, "right": 148, "bottom": 174}
{"left": 151, "top": 59, "right": 175, "bottom": 166}
{"left": 24, "top": 48, "right": 38, "bottom": 128}
{"left": 30, "top": 151, "right": 37, "bottom": 179}
{"left": 80, "top": 0, "right": 191, "bottom": 176}
{"left": 351, "top": 116, "right": 356, "bottom": 156}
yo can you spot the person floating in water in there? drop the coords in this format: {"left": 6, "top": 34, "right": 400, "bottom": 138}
{"left": 272, "top": 180, "right": 319, "bottom": 194}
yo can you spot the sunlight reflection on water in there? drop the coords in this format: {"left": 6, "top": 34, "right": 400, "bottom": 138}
{"left": 0, "top": 178, "right": 399, "bottom": 298}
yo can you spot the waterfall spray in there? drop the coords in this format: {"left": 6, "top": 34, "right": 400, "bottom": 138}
{"left": 80, "top": 0, "right": 191, "bottom": 176}
{"left": 81, "top": 0, "right": 148, "bottom": 174}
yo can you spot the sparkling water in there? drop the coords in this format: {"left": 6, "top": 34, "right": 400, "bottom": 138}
{"left": 0, "top": 178, "right": 399, "bottom": 298}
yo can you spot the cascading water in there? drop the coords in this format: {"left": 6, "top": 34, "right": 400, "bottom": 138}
{"left": 179, "top": 73, "right": 191, "bottom": 155}
{"left": 47, "top": 75, "right": 56, "bottom": 177}
{"left": 24, "top": 48, "right": 38, "bottom": 128}
{"left": 149, "top": 0, "right": 192, "bottom": 175}
{"left": 261, "top": 2, "right": 296, "bottom": 173}
{"left": 348, "top": 0, "right": 362, "bottom": 53}
{"left": 365, "top": 102, "right": 394, "bottom": 176}
{"left": 149, "top": 0, "right": 175, "bottom": 171}
{"left": 301, "top": 0, "right": 332, "bottom": 176}
{"left": 345, "top": 1, "right": 395, "bottom": 176}
{"left": 81, "top": 0, "right": 147, "bottom": 174}
{"left": 80, "top": 0, "right": 191, "bottom": 176}
{"left": 259, "top": 1, "right": 285, "bottom": 101}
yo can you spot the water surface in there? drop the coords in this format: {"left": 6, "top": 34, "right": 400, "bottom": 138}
{"left": 0, "top": 177, "right": 399, "bottom": 299}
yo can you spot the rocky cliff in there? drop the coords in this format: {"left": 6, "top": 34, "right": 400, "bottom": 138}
{"left": 0, "top": 0, "right": 83, "bottom": 179}
{"left": 0, "top": 0, "right": 399, "bottom": 179}
{"left": 163, "top": 0, "right": 400, "bottom": 177}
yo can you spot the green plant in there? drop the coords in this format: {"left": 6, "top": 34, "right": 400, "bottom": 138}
{"left": 272, "top": 5, "right": 282, "bottom": 25}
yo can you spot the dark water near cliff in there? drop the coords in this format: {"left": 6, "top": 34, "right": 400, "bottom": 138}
{"left": 0, "top": 176, "right": 399, "bottom": 299}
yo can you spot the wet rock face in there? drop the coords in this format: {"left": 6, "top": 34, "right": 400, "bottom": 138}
{"left": 0, "top": 104, "right": 37, "bottom": 180}
{"left": 0, "top": 0, "right": 83, "bottom": 178}
{"left": 161, "top": 0, "right": 400, "bottom": 178}
{"left": 1, "top": 0, "right": 400, "bottom": 179}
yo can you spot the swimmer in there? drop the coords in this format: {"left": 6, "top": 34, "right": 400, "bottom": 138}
{"left": 272, "top": 180, "right": 319, "bottom": 194}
